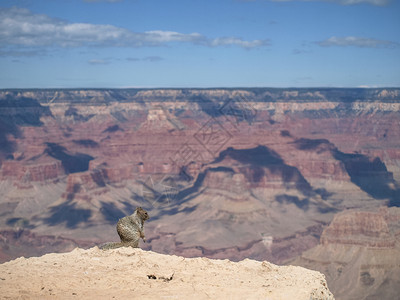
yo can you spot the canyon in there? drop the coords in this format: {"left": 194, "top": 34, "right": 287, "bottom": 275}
{"left": 290, "top": 207, "right": 400, "bottom": 300}
{"left": 0, "top": 88, "right": 399, "bottom": 299}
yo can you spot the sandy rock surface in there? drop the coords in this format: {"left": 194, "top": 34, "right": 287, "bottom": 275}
{"left": 0, "top": 247, "right": 333, "bottom": 299}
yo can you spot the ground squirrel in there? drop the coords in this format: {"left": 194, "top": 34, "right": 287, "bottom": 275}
{"left": 100, "top": 207, "right": 149, "bottom": 250}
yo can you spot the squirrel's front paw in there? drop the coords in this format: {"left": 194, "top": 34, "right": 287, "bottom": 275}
{"left": 143, "top": 238, "right": 146, "bottom": 243}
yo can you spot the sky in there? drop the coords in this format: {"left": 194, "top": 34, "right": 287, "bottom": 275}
{"left": 0, "top": 0, "right": 399, "bottom": 88}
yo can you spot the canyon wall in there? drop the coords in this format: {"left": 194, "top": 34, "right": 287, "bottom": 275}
{"left": 0, "top": 89, "right": 399, "bottom": 279}
{"left": 290, "top": 207, "right": 400, "bottom": 300}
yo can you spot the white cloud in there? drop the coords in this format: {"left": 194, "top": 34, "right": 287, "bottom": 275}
{"left": 126, "top": 57, "right": 141, "bottom": 62}
{"left": 125, "top": 56, "right": 164, "bottom": 62}
{"left": 336, "top": 0, "right": 389, "bottom": 4}
{"left": 88, "top": 56, "right": 164, "bottom": 64}
{"left": 0, "top": 7, "right": 269, "bottom": 50}
{"left": 143, "top": 56, "right": 164, "bottom": 62}
{"left": 267, "top": 0, "right": 389, "bottom": 5}
{"left": 210, "top": 37, "right": 270, "bottom": 48}
{"left": 317, "top": 36, "right": 398, "bottom": 48}
{"left": 0, "top": 49, "right": 48, "bottom": 57}
{"left": 88, "top": 59, "right": 110, "bottom": 65}
{"left": 292, "top": 48, "right": 312, "bottom": 54}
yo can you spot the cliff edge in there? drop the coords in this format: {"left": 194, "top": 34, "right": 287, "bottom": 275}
{"left": 0, "top": 247, "right": 334, "bottom": 299}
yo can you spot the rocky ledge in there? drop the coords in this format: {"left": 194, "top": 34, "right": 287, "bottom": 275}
{"left": 0, "top": 247, "right": 334, "bottom": 299}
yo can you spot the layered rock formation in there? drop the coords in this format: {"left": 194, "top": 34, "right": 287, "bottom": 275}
{"left": 289, "top": 207, "right": 400, "bottom": 300}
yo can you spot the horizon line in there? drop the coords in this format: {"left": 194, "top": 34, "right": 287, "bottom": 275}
{"left": 1, "top": 86, "right": 399, "bottom": 90}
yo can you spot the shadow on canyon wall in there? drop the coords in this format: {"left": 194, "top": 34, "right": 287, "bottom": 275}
{"left": 0, "top": 96, "right": 52, "bottom": 156}
{"left": 294, "top": 137, "right": 400, "bottom": 207}
{"left": 45, "top": 143, "right": 93, "bottom": 174}
{"left": 43, "top": 201, "right": 92, "bottom": 229}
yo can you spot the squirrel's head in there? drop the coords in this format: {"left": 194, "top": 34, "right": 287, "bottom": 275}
{"left": 136, "top": 207, "right": 149, "bottom": 221}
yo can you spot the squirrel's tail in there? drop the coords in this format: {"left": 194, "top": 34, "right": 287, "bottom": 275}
{"left": 99, "top": 241, "right": 141, "bottom": 250}
{"left": 99, "top": 242, "right": 123, "bottom": 250}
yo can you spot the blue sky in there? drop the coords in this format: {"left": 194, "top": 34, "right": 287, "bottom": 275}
{"left": 0, "top": 0, "right": 399, "bottom": 88}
